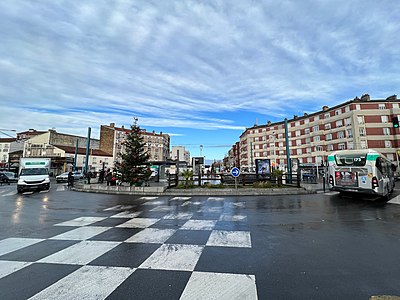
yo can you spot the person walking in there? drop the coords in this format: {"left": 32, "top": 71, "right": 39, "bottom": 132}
{"left": 106, "top": 169, "right": 112, "bottom": 186}
{"left": 87, "top": 171, "right": 92, "bottom": 184}
{"left": 99, "top": 169, "right": 105, "bottom": 184}
{"left": 67, "top": 171, "right": 74, "bottom": 188}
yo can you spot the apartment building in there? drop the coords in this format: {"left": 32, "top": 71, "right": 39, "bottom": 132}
{"left": 0, "top": 138, "right": 16, "bottom": 168}
{"left": 234, "top": 94, "right": 400, "bottom": 171}
{"left": 23, "top": 129, "right": 102, "bottom": 174}
{"left": 99, "top": 123, "right": 170, "bottom": 165}
{"left": 171, "top": 146, "right": 190, "bottom": 165}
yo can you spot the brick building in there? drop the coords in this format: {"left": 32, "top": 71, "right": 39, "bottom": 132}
{"left": 99, "top": 123, "right": 170, "bottom": 166}
{"left": 232, "top": 95, "right": 400, "bottom": 172}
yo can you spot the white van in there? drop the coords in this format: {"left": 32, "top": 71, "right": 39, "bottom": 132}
{"left": 17, "top": 158, "right": 51, "bottom": 193}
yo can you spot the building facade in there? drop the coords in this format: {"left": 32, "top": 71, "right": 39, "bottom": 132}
{"left": 0, "top": 138, "right": 16, "bottom": 168}
{"left": 171, "top": 146, "right": 190, "bottom": 165}
{"left": 99, "top": 123, "right": 170, "bottom": 165}
{"left": 233, "top": 95, "right": 400, "bottom": 172}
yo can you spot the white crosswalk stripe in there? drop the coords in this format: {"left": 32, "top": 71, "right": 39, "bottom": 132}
{"left": 2, "top": 191, "right": 17, "bottom": 197}
{"left": 388, "top": 195, "right": 400, "bottom": 205}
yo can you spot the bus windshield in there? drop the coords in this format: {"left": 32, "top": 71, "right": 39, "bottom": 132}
{"left": 20, "top": 168, "right": 48, "bottom": 176}
{"left": 334, "top": 154, "right": 367, "bottom": 166}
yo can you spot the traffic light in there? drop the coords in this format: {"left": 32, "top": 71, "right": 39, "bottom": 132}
{"left": 393, "top": 116, "right": 399, "bottom": 128}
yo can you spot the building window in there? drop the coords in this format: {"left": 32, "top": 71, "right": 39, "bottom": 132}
{"left": 393, "top": 103, "right": 399, "bottom": 109}
{"left": 278, "top": 142, "right": 283, "bottom": 147}
{"left": 324, "top": 113, "right": 330, "bottom": 119}
{"left": 296, "top": 140, "right": 302, "bottom": 146}
{"left": 336, "top": 120, "right": 343, "bottom": 127}
{"left": 278, "top": 133, "right": 283, "bottom": 139}
{"left": 345, "top": 118, "right": 352, "bottom": 126}
{"left": 346, "top": 129, "right": 353, "bottom": 138}
{"left": 307, "top": 157, "right": 312, "bottom": 163}
{"left": 295, "top": 130, "right": 301, "bottom": 137}
{"left": 314, "top": 136, "right": 320, "bottom": 142}
{"left": 305, "top": 128, "right": 310, "bottom": 134}
{"left": 325, "top": 123, "right": 331, "bottom": 130}
{"left": 347, "top": 142, "right": 354, "bottom": 150}
{"left": 313, "top": 125, "right": 319, "bottom": 132}
{"left": 335, "top": 110, "right": 341, "bottom": 115}
{"left": 381, "top": 116, "right": 389, "bottom": 123}
{"left": 338, "top": 143, "right": 346, "bottom": 150}
{"left": 295, "top": 121, "right": 300, "bottom": 127}
{"left": 326, "top": 133, "right": 332, "bottom": 141}
{"left": 359, "top": 128, "right": 365, "bottom": 136}
{"left": 305, "top": 119, "right": 309, "bottom": 124}
{"left": 383, "top": 128, "right": 390, "bottom": 135}
{"left": 379, "top": 103, "right": 386, "bottom": 110}
{"left": 327, "top": 144, "right": 334, "bottom": 151}
{"left": 357, "top": 116, "right": 364, "bottom": 124}
{"left": 385, "top": 141, "right": 392, "bottom": 148}
{"left": 338, "top": 131, "right": 344, "bottom": 139}
{"left": 345, "top": 106, "right": 350, "bottom": 113}
{"left": 316, "top": 146, "right": 323, "bottom": 151}
{"left": 306, "top": 147, "right": 311, "bottom": 154}
{"left": 306, "top": 137, "right": 311, "bottom": 144}
{"left": 360, "top": 141, "right": 367, "bottom": 149}
{"left": 297, "top": 149, "right": 302, "bottom": 155}
{"left": 314, "top": 116, "right": 320, "bottom": 121}
{"left": 356, "top": 104, "right": 361, "bottom": 110}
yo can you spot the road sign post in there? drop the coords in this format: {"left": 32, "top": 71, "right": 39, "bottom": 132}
{"left": 231, "top": 167, "right": 240, "bottom": 189}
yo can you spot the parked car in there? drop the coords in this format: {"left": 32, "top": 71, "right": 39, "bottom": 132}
{"left": 0, "top": 171, "right": 18, "bottom": 183}
{"left": 0, "top": 173, "right": 10, "bottom": 185}
{"left": 56, "top": 172, "right": 84, "bottom": 183}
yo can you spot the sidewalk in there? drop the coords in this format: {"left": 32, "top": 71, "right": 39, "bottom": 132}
{"left": 301, "top": 178, "right": 327, "bottom": 193}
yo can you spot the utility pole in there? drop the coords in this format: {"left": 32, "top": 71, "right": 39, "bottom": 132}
{"left": 250, "top": 141, "right": 254, "bottom": 172}
{"left": 84, "top": 127, "right": 91, "bottom": 175}
{"left": 73, "top": 139, "right": 78, "bottom": 171}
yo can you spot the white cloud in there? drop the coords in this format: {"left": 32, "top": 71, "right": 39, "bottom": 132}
{"left": 0, "top": 0, "right": 399, "bottom": 140}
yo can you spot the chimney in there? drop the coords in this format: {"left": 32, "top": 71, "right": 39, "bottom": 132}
{"left": 267, "top": 120, "right": 271, "bottom": 126}
{"left": 110, "top": 123, "right": 115, "bottom": 128}
{"left": 293, "top": 115, "right": 298, "bottom": 120}
{"left": 304, "top": 113, "right": 308, "bottom": 117}
{"left": 360, "top": 94, "right": 370, "bottom": 101}
{"left": 353, "top": 96, "right": 360, "bottom": 101}
{"left": 322, "top": 106, "right": 329, "bottom": 111}
{"left": 121, "top": 125, "right": 124, "bottom": 130}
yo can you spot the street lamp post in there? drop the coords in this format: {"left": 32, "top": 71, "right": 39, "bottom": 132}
{"left": 269, "top": 132, "right": 276, "bottom": 169}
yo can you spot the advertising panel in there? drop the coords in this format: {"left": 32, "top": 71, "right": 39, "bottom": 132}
{"left": 256, "top": 159, "right": 271, "bottom": 177}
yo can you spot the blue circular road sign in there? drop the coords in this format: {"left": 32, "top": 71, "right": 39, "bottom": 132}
{"left": 231, "top": 167, "right": 240, "bottom": 177}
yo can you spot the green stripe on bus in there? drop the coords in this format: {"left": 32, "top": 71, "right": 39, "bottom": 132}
{"left": 328, "top": 156, "right": 335, "bottom": 162}
{"left": 26, "top": 162, "right": 46, "bottom": 165}
{"left": 367, "top": 154, "right": 379, "bottom": 161}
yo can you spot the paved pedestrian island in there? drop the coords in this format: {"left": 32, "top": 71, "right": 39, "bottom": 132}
{"left": 0, "top": 196, "right": 258, "bottom": 299}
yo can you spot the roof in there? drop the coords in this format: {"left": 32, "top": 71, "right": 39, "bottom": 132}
{"left": 0, "top": 138, "right": 17, "bottom": 143}
{"left": 54, "top": 145, "right": 113, "bottom": 157}
{"left": 17, "top": 130, "right": 47, "bottom": 135}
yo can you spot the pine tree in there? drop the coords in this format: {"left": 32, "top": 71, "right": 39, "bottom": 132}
{"left": 116, "top": 118, "right": 151, "bottom": 186}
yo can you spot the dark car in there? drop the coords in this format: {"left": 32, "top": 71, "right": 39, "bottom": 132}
{"left": 56, "top": 172, "right": 84, "bottom": 183}
{"left": 1, "top": 172, "right": 18, "bottom": 183}
{"left": 0, "top": 173, "right": 10, "bottom": 185}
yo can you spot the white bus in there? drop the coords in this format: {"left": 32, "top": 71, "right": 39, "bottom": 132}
{"left": 327, "top": 149, "right": 396, "bottom": 199}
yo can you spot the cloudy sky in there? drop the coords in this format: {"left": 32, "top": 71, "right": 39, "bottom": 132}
{"left": 0, "top": 0, "right": 399, "bottom": 159}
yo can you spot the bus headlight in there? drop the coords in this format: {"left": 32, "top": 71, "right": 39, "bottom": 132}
{"left": 17, "top": 179, "right": 25, "bottom": 185}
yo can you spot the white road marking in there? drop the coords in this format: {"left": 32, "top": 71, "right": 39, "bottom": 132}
{"left": 139, "top": 196, "right": 159, "bottom": 200}
{"left": 169, "top": 197, "right": 191, "bottom": 201}
{"left": 54, "top": 217, "right": 108, "bottom": 227}
{"left": 0, "top": 261, "right": 32, "bottom": 279}
{"left": 141, "top": 200, "right": 165, "bottom": 206}
{"left": 125, "top": 228, "right": 176, "bottom": 243}
{"left": 0, "top": 238, "right": 44, "bottom": 256}
{"left": 388, "top": 194, "right": 400, "bottom": 205}
{"left": 2, "top": 191, "right": 17, "bottom": 197}
{"left": 110, "top": 211, "right": 142, "bottom": 218}
{"left": 103, "top": 205, "right": 122, "bottom": 211}
{"left": 117, "top": 218, "right": 160, "bottom": 228}
{"left": 219, "top": 214, "right": 247, "bottom": 222}
{"left": 49, "top": 226, "right": 111, "bottom": 241}
{"left": 206, "top": 230, "right": 252, "bottom": 248}
{"left": 150, "top": 206, "right": 174, "bottom": 212}
{"left": 230, "top": 202, "right": 246, "bottom": 208}
{"left": 56, "top": 186, "right": 66, "bottom": 192}
{"left": 197, "top": 207, "right": 223, "bottom": 213}
{"left": 29, "top": 265, "right": 135, "bottom": 300}
{"left": 163, "top": 212, "right": 193, "bottom": 220}
{"left": 180, "top": 272, "right": 258, "bottom": 300}
{"left": 207, "top": 197, "right": 225, "bottom": 201}
{"left": 38, "top": 241, "right": 120, "bottom": 265}
{"left": 181, "top": 220, "right": 217, "bottom": 230}
{"left": 139, "top": 244, "right": 204, "bottom": 271}
{"left": 103, "top": 205, "right": 136, "bottom": 211}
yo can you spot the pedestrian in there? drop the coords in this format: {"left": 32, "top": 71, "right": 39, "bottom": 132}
{"left": 67, "top": 170, "right": 74, "bottom": 188}
{"left": 99, "top": 169, "right": 105, "bottom": 184}
{"left": 106, "top": 169, "right": 112, "bottom": 186}
{"left": 87, "top": 171, "right": 92, "bottom": 184}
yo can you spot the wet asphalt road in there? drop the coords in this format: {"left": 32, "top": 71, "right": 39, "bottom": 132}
{"left": 0, "top": 182, "right": 400, "bottom": 299}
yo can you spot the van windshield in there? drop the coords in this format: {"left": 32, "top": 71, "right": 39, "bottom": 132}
{"left": 334, "top": 154, "right": 367, "bottom": 166}
{"left": 20, "top": 168, "right": 48, "bottom": 176}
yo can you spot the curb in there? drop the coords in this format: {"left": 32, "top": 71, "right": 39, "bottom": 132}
{"left": 73, "top": 184, "right": 316, "bottom": 196}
